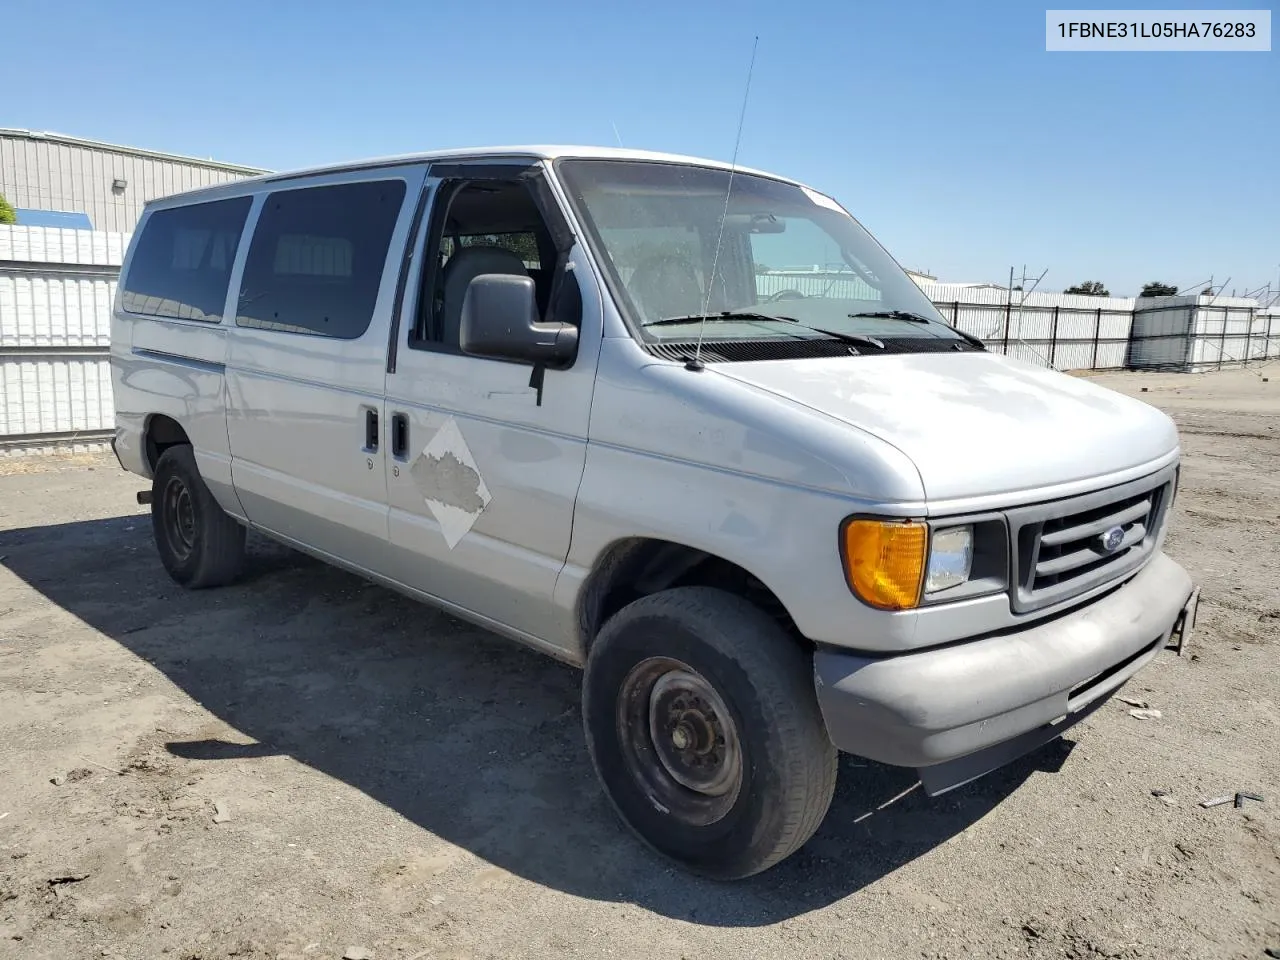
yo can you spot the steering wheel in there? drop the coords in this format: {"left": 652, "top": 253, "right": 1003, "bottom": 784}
{"left": 765, "top": 289, "right": 806, "bottom": 302}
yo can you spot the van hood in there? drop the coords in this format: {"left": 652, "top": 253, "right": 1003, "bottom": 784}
{"left": 713, "top": 352, "right": 1179, "bottom": 503}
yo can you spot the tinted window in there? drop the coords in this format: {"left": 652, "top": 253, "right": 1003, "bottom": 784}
{"left": 121, "top": 197, "right": 251, "bottom": 321}
{"left": 237, "top": 179, "right": 407, "bottom": 339}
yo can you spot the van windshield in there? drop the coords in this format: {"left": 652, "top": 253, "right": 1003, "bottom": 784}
{"left": 555, "top": 159, "right": 959, "bottom": 344}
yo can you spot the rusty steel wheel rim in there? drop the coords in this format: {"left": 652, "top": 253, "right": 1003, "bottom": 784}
{"left": 616, "top": 657, "right": 743, "bottom": 826}
{"left": 161, "top": 475, "right": 196, "bottom": 561}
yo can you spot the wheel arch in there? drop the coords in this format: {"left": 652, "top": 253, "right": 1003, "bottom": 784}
{"left": 144, "top": 414, "right": 191, "bottom": 473}
{"left": 576, "top": 537, "right": 804, "bottom": 656}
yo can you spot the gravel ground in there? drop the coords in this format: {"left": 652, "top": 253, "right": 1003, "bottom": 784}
{"left": 0, "top": 367, "right": 1277, "bottom": 960}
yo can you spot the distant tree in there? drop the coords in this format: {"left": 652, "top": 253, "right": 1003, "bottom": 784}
{"left": 0, "top": 193, "right": 16, "bottom": 225}
{"left": 1139, "top": 281, "right": 1178, "bottom": 297}
{"left": 1201, "top": 287, "right": 1214, "bottom": 296}
{"left": 458, "top": 232, "right": 540, "bottom": 264}
{"left": 1064, "top": 280, "right": 1109, "bottom": 296}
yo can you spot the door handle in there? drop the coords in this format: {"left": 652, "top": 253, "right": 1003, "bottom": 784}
{"left": 364, "top": 408, "right": 379, "bottom": 452}
{"left": 391, "top": 413, "right": 409, "bottom": 459}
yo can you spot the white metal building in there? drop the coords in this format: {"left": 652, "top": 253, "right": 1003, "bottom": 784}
{"left": 1, "top": 131, "right": 264, "bottom": 451}
{"left": 0, "top": 128, "right": 266, "bottom": 234}
{"left": 1128, "top": 295, "right": 1278, "bottom": 371}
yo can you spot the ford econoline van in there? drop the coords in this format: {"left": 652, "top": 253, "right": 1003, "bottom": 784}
{"left": 110, "top": 146, "right": 1197, "bottom": 879}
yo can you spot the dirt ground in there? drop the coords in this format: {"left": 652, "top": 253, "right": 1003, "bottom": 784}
{"left": 1, "top": 367, "right": 1277, "bottom": 960}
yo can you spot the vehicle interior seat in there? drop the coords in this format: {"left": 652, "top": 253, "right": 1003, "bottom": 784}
{"left": 439, "top": 245, "right": 530, "bottom": 347}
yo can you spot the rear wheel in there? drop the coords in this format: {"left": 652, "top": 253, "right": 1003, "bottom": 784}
{"left": 583, "top": 587, "right": 837, "bottom": 879}
{"left": 151, "top": 445, "right": 245, "bottom": 588}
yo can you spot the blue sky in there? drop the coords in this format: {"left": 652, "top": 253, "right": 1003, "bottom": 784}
{"left": 4, "top": 0, "right": 1276, "bottom": 295}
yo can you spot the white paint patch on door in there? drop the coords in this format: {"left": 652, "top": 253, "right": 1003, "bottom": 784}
{"left": 409, "top": 416, "right": 492, "bottom": 550}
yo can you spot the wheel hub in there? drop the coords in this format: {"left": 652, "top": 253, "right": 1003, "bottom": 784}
{"left": 648, "top": 671, "right": 738, "bottom": 797}
{"left": 670, "top": 725, "right": 691, "bottom": 750}
{"left": 616, "top": 657, "right": 744, "bottom": 825}
{"left": 162, "top": 476, "right": 196, "bottom": 560}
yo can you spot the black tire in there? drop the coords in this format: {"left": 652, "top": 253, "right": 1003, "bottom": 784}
{"left": 583, "top": 586, "right": 837, "bottom": 879}
{"left": 150, "top": 445, "right": 245, "bottom": 589}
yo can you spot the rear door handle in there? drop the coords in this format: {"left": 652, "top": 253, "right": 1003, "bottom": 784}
{"left": 391, "top": 413, "right": 409, "bottom": 459}
{"left": 364, "top": 408, "right": 379, "bottom": 452}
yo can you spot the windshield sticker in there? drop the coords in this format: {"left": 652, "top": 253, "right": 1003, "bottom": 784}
{"left": 410, "top": 416, "right": 492, "bottom": 550}
{"left": 801, "top": 186, "right": 850, "bottom": 215}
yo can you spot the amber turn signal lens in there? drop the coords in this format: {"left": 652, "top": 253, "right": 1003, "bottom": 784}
{"left": 841, "top": 519, "right": 927, "bottom": 610}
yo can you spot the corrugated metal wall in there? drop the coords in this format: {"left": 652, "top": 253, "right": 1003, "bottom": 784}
{"left": 0, "top": 225, "right": 123, "bottom": 450}
{"left": 758, "top": 275, "right": 1139, "bottom": 370}
{"left": 0, "top": 130, "right": 264, "bottom": 234}
{"left": 1128, "top": 295, "right": 1280, "bottom": 371}
{"left": 860, "top": 283, "right": 1137, "bottom": 371}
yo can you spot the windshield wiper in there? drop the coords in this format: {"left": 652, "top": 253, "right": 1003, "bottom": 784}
{"left": 848, "top": 309, "right": 987, "bottom": 350}
{"left": 645, "top": 311, "right": 792, "bottom": 327}
{"left": 647, "top": 311, "right": 885, "bottom": 350}
{"left": 846, "top": 309, "right": 935, "bottom": 324}
{"left": 779, "top": 322, "right": 884, "bottom": 350}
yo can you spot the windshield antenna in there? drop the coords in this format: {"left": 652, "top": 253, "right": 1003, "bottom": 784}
{"left": 689, "top": 34, "right": 759, "bottom": 372}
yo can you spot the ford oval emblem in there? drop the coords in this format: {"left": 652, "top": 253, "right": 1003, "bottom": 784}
{"left": 1099, "top": 525, "right": 1125, "bottom": 553}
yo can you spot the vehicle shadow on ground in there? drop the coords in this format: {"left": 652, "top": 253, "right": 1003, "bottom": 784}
{"left": 0, "top": 514, "right": 1075, "bottom": 927}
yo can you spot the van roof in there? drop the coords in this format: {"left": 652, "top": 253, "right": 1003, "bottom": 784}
{"left": 145, "top": 145, "right": 807, "bottom": 206}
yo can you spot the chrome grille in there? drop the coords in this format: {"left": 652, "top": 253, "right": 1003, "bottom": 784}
{"left": 1008, "top": 466, "right": 1176, "bottom": 614}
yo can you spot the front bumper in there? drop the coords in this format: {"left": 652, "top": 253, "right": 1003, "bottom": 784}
{"left": 814, "top": 551, "right": 1194, "bottom": 795}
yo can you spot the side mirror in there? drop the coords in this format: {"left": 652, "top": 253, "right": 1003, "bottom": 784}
{"left": 459, "top": 274, "right": 578, "bottom": 368}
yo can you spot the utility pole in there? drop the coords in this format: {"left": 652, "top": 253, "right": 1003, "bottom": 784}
{"left": 1011, "top": 264, "right": 1049, "bottom": 344}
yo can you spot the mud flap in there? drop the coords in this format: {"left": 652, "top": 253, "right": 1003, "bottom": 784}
{"left": 916, "top": 693, "right": 1110, "bottom": 797}
{"left": 1167, "top": 586, "right": 1199, "bottom": 656}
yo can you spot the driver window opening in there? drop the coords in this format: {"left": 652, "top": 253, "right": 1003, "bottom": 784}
{"left": 412, "top": 178, "right": 557, "bottom": 349}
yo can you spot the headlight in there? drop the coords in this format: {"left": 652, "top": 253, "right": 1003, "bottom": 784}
{"left": 841, "top": 519, "right": 990, "bottom": 609}
{"left": 924, "top": 526, "right": 973, "bottom": 594}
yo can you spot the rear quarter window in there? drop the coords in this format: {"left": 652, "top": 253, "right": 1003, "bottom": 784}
{"left": 235, "top": 179, "right": 407, "bottom": 339}
{"left": 121, "top": 196, "right": 253, "bottom": 321}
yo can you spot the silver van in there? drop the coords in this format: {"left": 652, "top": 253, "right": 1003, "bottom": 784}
{"left": 110, "top": 146, "right": 1197, "bottom": 879}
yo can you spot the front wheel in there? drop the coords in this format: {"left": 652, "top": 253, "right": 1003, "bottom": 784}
{"left": 582, "top": 587, "right": 837, "bottom": 879}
